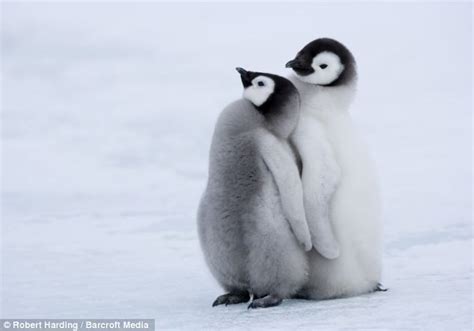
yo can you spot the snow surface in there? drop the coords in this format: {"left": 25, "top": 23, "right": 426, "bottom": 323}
{"left": 1, "top": 2, "right": 472, "bottom": 330}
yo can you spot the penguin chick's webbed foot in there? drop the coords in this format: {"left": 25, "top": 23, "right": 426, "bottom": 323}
{"left": 248, "top": 294, "right": 282, "bottom": 309}
{"left": 374, "top": 283, "right": 388, "bottom": 292}
{"left": 212, "top": 292, "right": 250, "bottom": 307}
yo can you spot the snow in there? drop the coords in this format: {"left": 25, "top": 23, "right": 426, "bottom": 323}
{"left": 1, "top": 2, "right": 472, "bottom": 330}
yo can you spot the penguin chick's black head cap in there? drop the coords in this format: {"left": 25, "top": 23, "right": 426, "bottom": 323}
{"left": 285, "top": 38, "right": 357, "bottom": 86}
{"left": 235, "top": 67, "right": 299, "bottom": 114}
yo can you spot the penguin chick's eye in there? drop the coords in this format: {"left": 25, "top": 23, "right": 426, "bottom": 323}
{"left": 257, "top": 81, "right": 265, "bottom": 87}
{"left": 319, "top": 64, "right": 328, "bottom": 69}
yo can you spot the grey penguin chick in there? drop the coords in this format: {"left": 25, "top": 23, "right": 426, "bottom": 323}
{"left": 198, "top": 68, "right": 312, "bottom": 309}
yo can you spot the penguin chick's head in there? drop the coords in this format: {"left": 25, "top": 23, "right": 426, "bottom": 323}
{"left": 285, "top": 38, "right": 356, "bottom": 86}
{"left": 236, "top": 67, "right": 300, "bottom": 137}
{"left": 236, "top": 67, "right": 298, "bottom": 112}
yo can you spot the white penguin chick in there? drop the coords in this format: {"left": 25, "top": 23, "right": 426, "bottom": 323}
{"left": 198, "top": 67, "right": 312, "bottom": 309}
{"left": 286, "top": 38, "right": 383, "bottom": 299}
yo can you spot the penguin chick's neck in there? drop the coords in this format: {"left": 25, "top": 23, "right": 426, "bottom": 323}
{"left": 255, "top": 96, "right": 300, "bottom": 139}
{"left": 290, "top": 75, "right": 356, "bottom": 121}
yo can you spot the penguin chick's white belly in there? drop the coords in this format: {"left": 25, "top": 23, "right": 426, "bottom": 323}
{"left": 296, "top": 84, "right": 382, "bottom": 299}
{"left": 198, "top": 133, "right": 308, "bottom": 298}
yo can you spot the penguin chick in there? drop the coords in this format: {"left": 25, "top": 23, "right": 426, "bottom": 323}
{"left": 286, "top": 38, "right": 383, "bottom": 299}
{"left": 198, "top": 68, "right": 311, "bottom": 309}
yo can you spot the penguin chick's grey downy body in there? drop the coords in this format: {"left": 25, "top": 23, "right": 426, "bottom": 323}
{"left": 198, "top": 68, "right": 311, "bottom": 309}
{"left": 286, "top": 38, "right": 383, "bottom": 299}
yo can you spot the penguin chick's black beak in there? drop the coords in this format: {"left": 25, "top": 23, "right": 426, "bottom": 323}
{"left": 285, "top": 59, "right": 299, "bottom": 69}
{"left": 285, "top": 59, "right": 313, "bottom": 75}
{"left": 236, "top": 67, "right": 252, "bottom": 88}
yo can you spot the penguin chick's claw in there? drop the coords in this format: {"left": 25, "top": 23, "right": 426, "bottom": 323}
{"left": 248, "top": 294, "right": 282, "bottom": 309}
{"left": 212, "top": 292, "right": 250, "bottom": 307}
{"left": 374, "top": 283, "right": 388, "bottom": 292}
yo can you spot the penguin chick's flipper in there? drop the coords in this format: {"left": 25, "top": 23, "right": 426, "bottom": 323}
{"left": 248, "top": 294, "right": 282, "bottom": 309}
{"left": 255, "top": 129, "right": 312, "bottom": 251}
{"left": 374, "top": 283, "right": 388, "bottom": 292}
{"left": 292, "top": 124, "right": 341, "bottom": 259}
{"left": 212, "top": 292, "right": 250, "bottom": 307}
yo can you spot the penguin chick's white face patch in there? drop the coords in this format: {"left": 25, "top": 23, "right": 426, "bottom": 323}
{"left": 243, "top": 76, "right": 275, "bottom": 107}
{"left": 299, "top": 51, "right": 345, "bottom": 85}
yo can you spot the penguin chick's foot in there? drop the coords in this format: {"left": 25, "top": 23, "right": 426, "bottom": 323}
{"left": 212, "top": 292, "right": 250, "bottom": 307}
{"left": 248, "top": 294, "right": 282, "bottom": 309}
{"left": 292, "top": 292, "right": 309, "bottom": 300}
{"left": 374, "top": 283, "right": 388, "bottom": 292}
